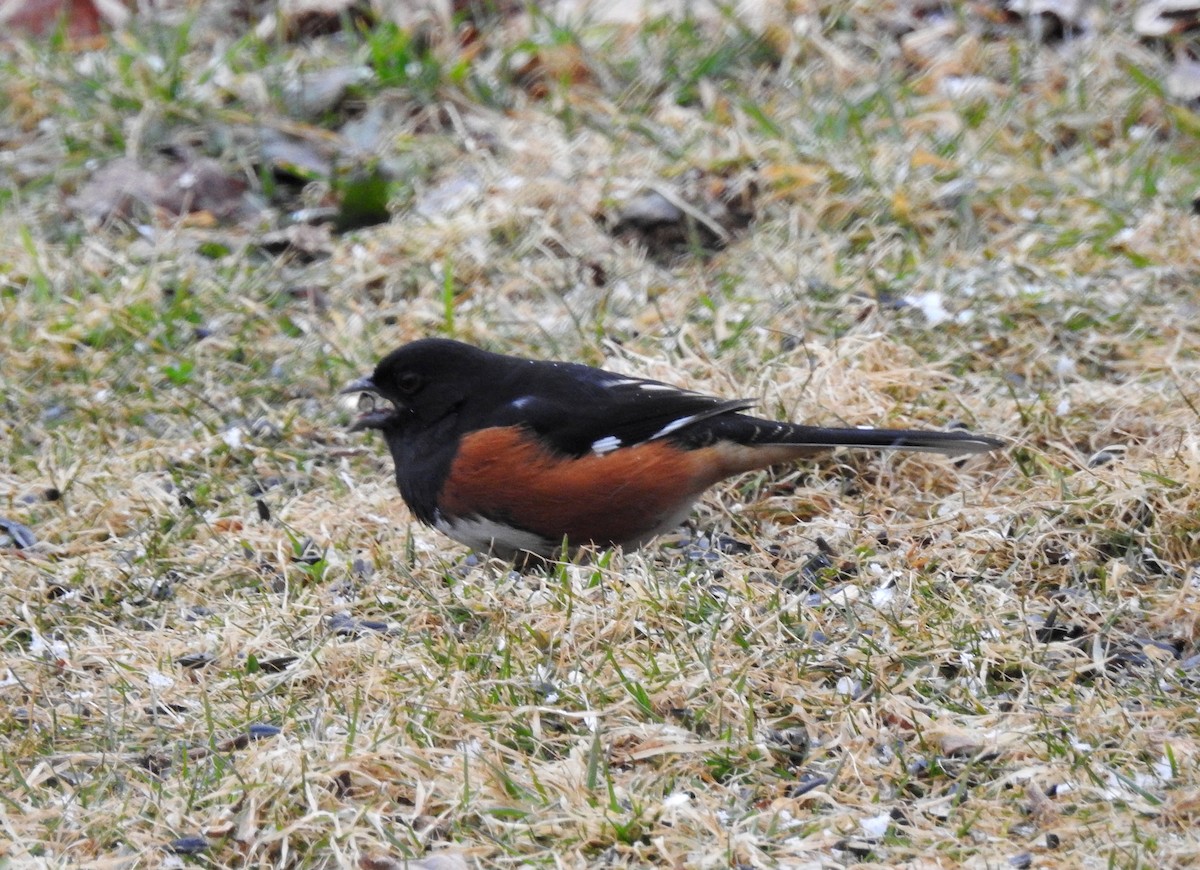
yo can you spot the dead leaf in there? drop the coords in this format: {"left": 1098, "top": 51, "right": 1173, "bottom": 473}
{"left": 282, "top": 65, "right": 371, "bottom": 119}
{"left": 155, "top": 159, "right": 249, "bottom": 220}
{"left": 1025, "top": 780, "right": 1059, "bottom": 825}
{"left": 1167, "top": 57, "right": 1200, "bottom": 101}
{"left": 67, "top": 157, "right": 158, "bottom": 223}
{"left": 0, "top": 0, "right": 126, "bottom": 41}
{"left": 275, "top": 0, "right": 374, "bottom": 41}
{"left": 414, "top": 170, "right": 482, "bottom": 219}
{"left": 762, "top": 162, "right": 827, "bottom": 201}
{"left": 608, "top": 167, "right": 757, "bottom": 256}
{"left": 511, "top": 42, "right": 595, "bottom": 99}
{"left": 256, "top": 224, "right": 335, "bottom": 261}
{"left": 900, "top": 20, "right": 961, "bottom": 70}
{"left": 360, "top": 851, "right": 469, "bottom": 870}
{"left": 1134, "top": 0, "right": 1200, "bottom": 39}
{"left": 910, "top": 148, "right": 957, "bottom": 171}
{"left": 612, "top": 189, "right": 683, "bottom": 228}
{"left": 938, "top": 731, "right": 988, "bottom": 757}
{"left": 1005, "top": 0, "right": 1090, "bottom": 40}
{"left": 68, "top": 155, "right": 251, "bottom": 226}
{"left": 260, "top": 131, "right": 335, "bottom": 182}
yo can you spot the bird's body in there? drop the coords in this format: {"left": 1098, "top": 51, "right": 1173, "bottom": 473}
{"left": 346, "top": 339, "right": 1001, "bottom": 559}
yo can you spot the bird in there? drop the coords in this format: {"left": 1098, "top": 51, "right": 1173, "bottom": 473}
{"left": 344, "top": 338, "right": 1002, "bottom": 560}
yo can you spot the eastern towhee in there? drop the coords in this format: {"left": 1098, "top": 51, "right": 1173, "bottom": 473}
{"left": 345, "top": 339, "right": 1002, "bottom": 559}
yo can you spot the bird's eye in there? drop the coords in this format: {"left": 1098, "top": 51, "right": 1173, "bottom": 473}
{"left": 396, "top": 372, "right": 423, "bottom": 395}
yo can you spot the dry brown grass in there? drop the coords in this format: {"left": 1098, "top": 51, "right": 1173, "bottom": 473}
{"left": 3, "top": 1, "right": 1200, "bottom": 867}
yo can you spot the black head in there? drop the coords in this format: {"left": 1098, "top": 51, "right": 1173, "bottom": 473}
{"left": 344, "top": 338, "right": 503, "bottom": 431}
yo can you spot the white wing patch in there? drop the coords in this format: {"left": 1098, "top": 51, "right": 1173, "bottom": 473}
{"left": 648, "top": 413, "right": 702, "bottom": 441}
{"left": 510, "top": 396, "right": 534, "bottom": 409}
{"left": 603, "top": 378, "right": 688, "bottom": 395}
{"left": 591, "top": 435, "right": 623, "bottom": 455}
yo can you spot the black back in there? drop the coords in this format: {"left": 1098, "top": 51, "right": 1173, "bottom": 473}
{"left": 370, "top": 338, "right": 754, "bottom": 456}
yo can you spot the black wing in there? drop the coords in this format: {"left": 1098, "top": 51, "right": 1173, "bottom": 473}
{"left": 483, "top": 361, "right": 754, "bottom": 457}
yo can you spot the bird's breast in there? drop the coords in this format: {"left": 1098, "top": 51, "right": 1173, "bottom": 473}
{"left": 436, "top": 426, "right": 724, "bottom": 550}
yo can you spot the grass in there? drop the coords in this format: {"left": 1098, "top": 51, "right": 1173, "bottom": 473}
{"left": 4, "top": 1, "right": 1200, "bottom": 867}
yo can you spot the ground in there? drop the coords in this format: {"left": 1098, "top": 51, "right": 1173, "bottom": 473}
{"left": 2, "top": 1, "right": 1200, "bottom": 867}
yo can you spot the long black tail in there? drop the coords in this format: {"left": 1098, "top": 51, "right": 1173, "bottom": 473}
{"left": 696, "top": 414, "right": 1003, "bottom": 457}
{"left": 778, "top": 424, "right": 1003, "bottom": 456}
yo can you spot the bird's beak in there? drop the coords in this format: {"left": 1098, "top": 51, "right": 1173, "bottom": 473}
{"left": 342, "top": 376, "right": 397, "bottom": 432}
{"left": 340, "top": 376, "right": 378, "bottom": 396}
